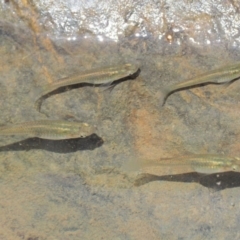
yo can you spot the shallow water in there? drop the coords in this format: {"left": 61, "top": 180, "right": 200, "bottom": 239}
{"left": 1, "top": 0, "right": 240, "bottom": 239}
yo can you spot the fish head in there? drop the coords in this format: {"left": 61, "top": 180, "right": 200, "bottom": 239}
{"left": 121, "top": 64, "right": 139, "bottom": 76}
{"left": 226, "top": 63, "right": 240, "bottom": 77}
{"left": 77, "top": 122, "right": 95, "bottom": 138}
{"left": 230, "top": 164, "right": 240, "bottom": 172}
{"left": 69, "top": 122, "right": 95, "bottom": 138}
{"left": 229, "top": 158, "right": 240, "bottom": 172}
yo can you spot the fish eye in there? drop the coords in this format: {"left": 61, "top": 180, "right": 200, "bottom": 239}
{"left": 232, "top": 165, "right": 238, "bottom": 171}
{"left": 79, "top": 133, "right": 86, "bottom": 138}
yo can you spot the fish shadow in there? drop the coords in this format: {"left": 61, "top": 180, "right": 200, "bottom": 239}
{"left": 134, "top": 171, "right": 240, "bottom": 191}
{"left": 0, "top": 134, "right": 103, "bottom": 153}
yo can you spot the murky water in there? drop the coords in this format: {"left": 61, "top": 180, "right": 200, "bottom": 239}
{"left": 1, "top": 1, "right": 240, "bottom": 239}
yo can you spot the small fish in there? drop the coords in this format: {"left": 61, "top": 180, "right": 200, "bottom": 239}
{"left": 161, "top": 62, "right": 240, "bottom": 105}
{"left": 0, "top": 120, "right": 94, "bottom": 140}
{"left": 35, "top": 63, "right": 139, "bottom": 111}
{"left": 125, "top": 154, "right": 240, "bottom": 175}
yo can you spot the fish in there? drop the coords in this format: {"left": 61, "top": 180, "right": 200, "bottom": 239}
{"left": 0, "top": 120, "right": 95, "bottom": 140}
{"left": 160, "top": 62, "right": 240, "bottom": 105}
{"left": 35, "top": 63, "right": 139, "bottom": 111}
{"left": 124, "top": 154, "right": 240, "bottom": 175}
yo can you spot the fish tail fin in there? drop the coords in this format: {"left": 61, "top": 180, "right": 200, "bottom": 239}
{"left": 122, "top": 158, "right": 153, "bottom": 172}
{"left": 159, "top": 87, "right": 170, "bottom": 106}
{"left": 121, "top": 157, "right": 144, "bottom": 172}
{"left": 34, "top": 84, "right": 50, "bottom": 100}
{"left": 39, "top": 83, "right": 55, "bottom": 97}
